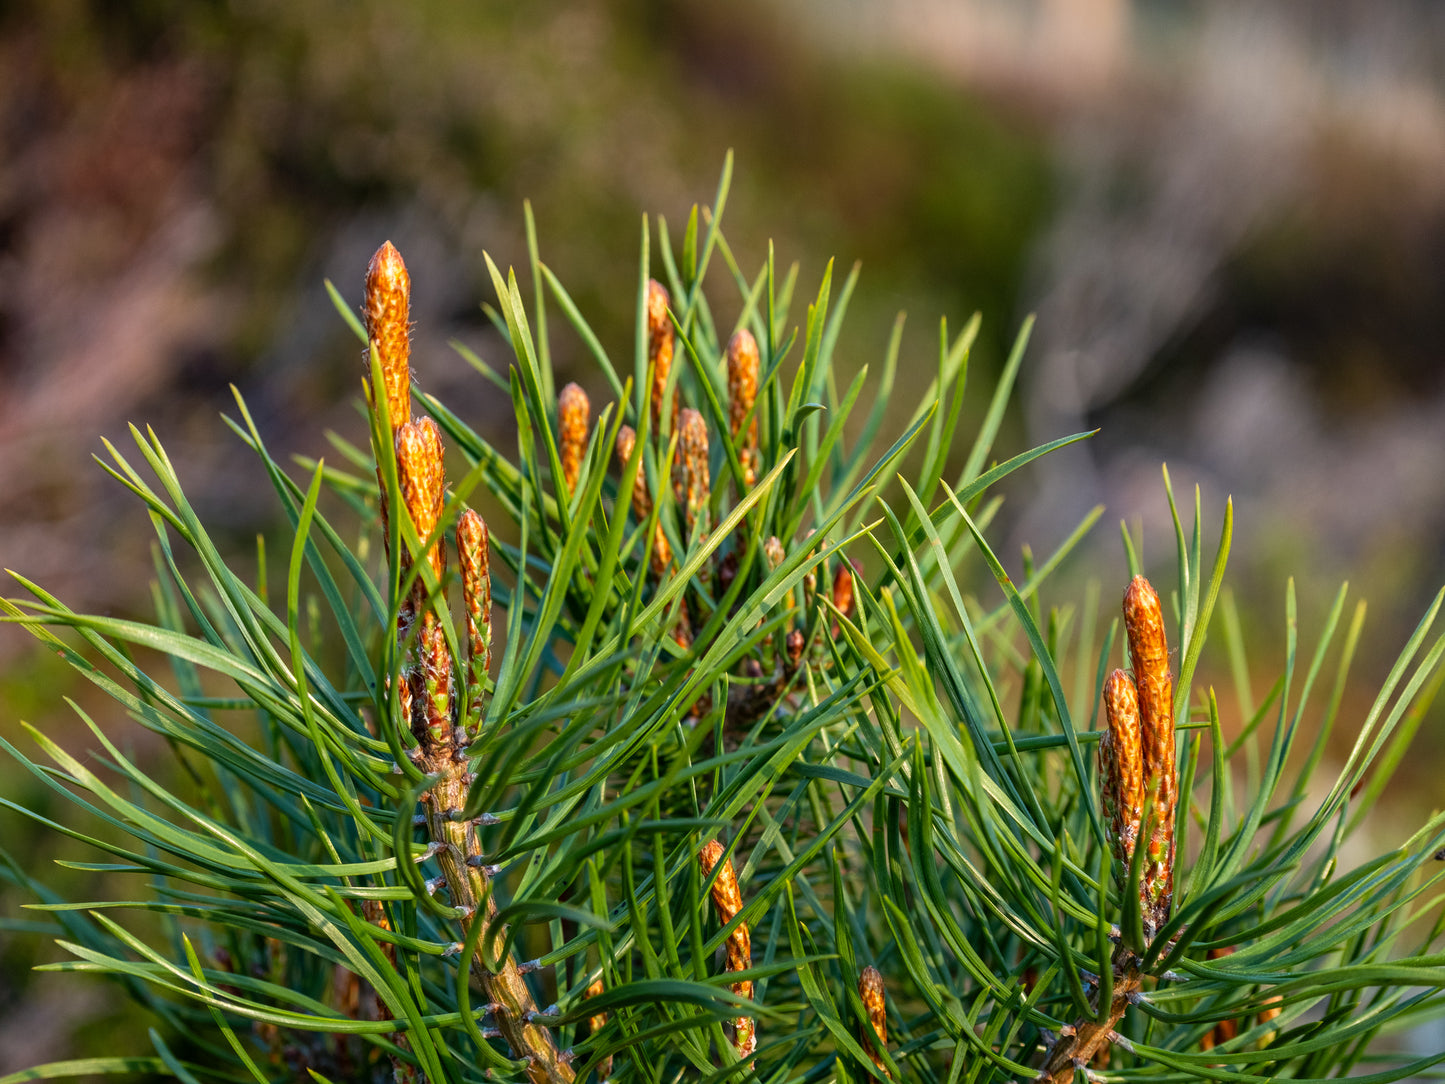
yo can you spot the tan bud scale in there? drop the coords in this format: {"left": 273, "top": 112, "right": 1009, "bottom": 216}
{"left": 458, "top": 509, "right": 492, "bottom": 738}
{"left": 558, "top": 382, "right": 590, "bottom": 496}
{"left": 1123, "top": 575, "right": 1176, "bottom": 932}
{"left": 364, "top": 241, "right": 412, "bottom": 431}
{"left": 647, "top": 280, "right": 677, "bottom": 436}
{"left": 699, "top": 840, "right": 755, "bottom": 1061}
{"left": 1101, "top": 668, "right": 1144, "bottom": 883}
{"left": 726, "top": 328, "right": 760, "bottom": 489}
{"left": 859, "top": 965, "right": 889, "bottom": 1076}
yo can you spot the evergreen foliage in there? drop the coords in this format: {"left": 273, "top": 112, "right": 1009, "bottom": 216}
{"left": 4, "top": 158, "right": 1445, "bottom": 1083}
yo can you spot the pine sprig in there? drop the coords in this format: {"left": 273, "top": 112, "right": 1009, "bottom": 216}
{"left": 2, "top": 159, "right": 1443, "bottom": 1084}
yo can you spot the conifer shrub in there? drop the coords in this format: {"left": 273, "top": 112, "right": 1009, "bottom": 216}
{"left": 5, "top": 159, "right": 1445, "bottom": 1083}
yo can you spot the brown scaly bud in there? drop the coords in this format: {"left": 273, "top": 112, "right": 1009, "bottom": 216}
{"left": 558, "top": 382, "right": 590, "bottom": 497}
{"left": 764, "top": 535, "right": 796, "bottom": 624}
{"left": 786, "top": 628, "right": 805, "bottom": 672}
{"left": 396, "top": 418, "right": 451, "bottom": 750}
{"left": 674, "top": 407, "right": 712, "bottom": 547}
{"left": 458, "top": 509, "right": 492, "bottom": 740}
{"left": 726, "top": 328, "right": 760, "bottom": 489}
{"left": 699, "top": 840, "right": 756, "bottom": 1062}
{"left": 585, "top": 978, "right": 614, "bottom": 1081}
{"left": 647, "top": 280, "right": 677, "bottom": 437}
{"left": 395, "top": 418, "right": 447, "bottom": 587}
{"left": 858, "top": 966, "right": 889, "bottom": 1077}
{"left": 1100, "top": 669, "right": 1144, "bottom": 892}
{"left": 364, "top": 241, "right": 412, "bottom": 432}
{"left": 617, "top": 424, "right": 673, "bottom": 577}
{"left": 1123, "top": 575, "right": 1176, "bottom": 935}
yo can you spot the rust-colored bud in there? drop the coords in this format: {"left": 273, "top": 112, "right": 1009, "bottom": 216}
{"left": 858, "top": 965, "right": 889, "bottom": 1077}
{"left": 585, "top": 977, "right": 613, "bottom": 1080}
{"left": 458, "top": 509, "right": 492, "bottom": 739}
{"left": 699, "top": 840, "right": 755, "bottom": 1061}
{"left": 832, "top": 561, "right": 855, "bottom": 620}
{"left": 726, "top": 328, "right": 760, "bottom": 489}
{"left": 786, "top": 629, "right": 805, "bottom": 671}
{"left": 647, "top": 280, "right": 677, "bottom": 436}
{"left": 674, "top": 407, "right": 711, "bottom": 545}
{"left": 1123, "top": 575, "right": 1176, "bottom": 933}
{"left": 558, "top": 382, "right": 590, "bottom": 496}
{"left": 1100, "top": 668, "right": 1144, "bottom": 888}
{"left": 1200, "top": 946, "right": 1239, "bottom": 1052}
{"left": 394, "top": 418, "right": 447, "bottom": 586}
{"left": 364, "top": 241, "right": 412, "bottom": 432}
{"left": 395, "top": 418, "right": 451, "bottom": 749}
{"left": 616, "top": 423, "right": 672, "bottom": 577}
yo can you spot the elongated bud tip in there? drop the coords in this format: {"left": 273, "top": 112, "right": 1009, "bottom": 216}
{"left": 726, "top": 329, "right": 760, "bottom": 487}
{"left": 558, "top": 382, "right": 590, "bottom": 495}
{"left": 1101, "top": 668, "right": 1144, "bottom": 862}
{"left": 647, "top": 280, "right": 676, "bottom": 432}
{"left": 698, "top": 839, "right": 741, "bottom": 915}
{"left": 859, "top": 966, "right": 888, "bottom": 1072}
{"left": 617, "top": 424, "right": 637, "bottom": 465}
{"left": 1123, "top": 575, "right": 1167, "bottom": 667}
{"left": 364, "top": 241, "right": 412, "bottom": 430}
{"left": 679, "top": 407, "right": 707, "bottom": 452}
{"left": 832, "top": 562, "right": 855, "bottom": 618}
{"left": 699, "top": 839, "right": 725, "bottom": 876}
{"left": 646, "top": 279, "right": 671, "bottom": 341}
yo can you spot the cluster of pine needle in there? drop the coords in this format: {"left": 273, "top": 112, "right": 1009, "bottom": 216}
{"left": 5, "top": 161, "right": 1445, "bottom": 1084}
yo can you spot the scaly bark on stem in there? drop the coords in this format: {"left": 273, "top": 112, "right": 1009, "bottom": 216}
{"left": 1034, "top": 946, "right": 1141, "bottom": 1084}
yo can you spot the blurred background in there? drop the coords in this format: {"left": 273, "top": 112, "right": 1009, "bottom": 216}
{"left": 3, "top": 0, "right": 1445, "bottom": 1070}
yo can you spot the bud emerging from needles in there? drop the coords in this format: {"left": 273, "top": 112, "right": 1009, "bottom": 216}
{"left": 858, "top": 965, "right": 889, "bottom": 1077}
{"left": 786, "top": 629, "right": 805, "bottom": 671}
{"left": 1123, "top": 575, "right": 1176, "bottom": 933}
{"left": 1100, "top": 668, "right": 1144, "bottom": 887}
{"left": 558, "top": 382, "right": 590, "bottom": 497}
{"left": 647, "top": 279, "right": 677, "bottom": 437}
{"left": 585, "top": 977, "right": 613, "bottom": 1080}
{"left": 674, "top": 407, "right": 711, "bottom": 546}
{"left": 1200, "top": 946, "right": 1238, "bottom": 1053}
{"left": 458, "top": 509, "right": 491, "bottom": 740}
{"left": 395, "top": 418, "right": 451, "bottom": 749}
{"left": 832, "top": 560, "right": 855, "bottom": 621}
{"left": 617, "top": 424, "right": 673, "bottom": 578}
{"left": 395, "top": 419, "right": 447, "bottom": 587}
{"left": 364, "top": 241, "right": 412, "bottom": 433}
{"left": 726, "top": 328, "right": 760, "bottom": 489}
{"left": 699, "top": 840, "right": 756, "bottom": 1062}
